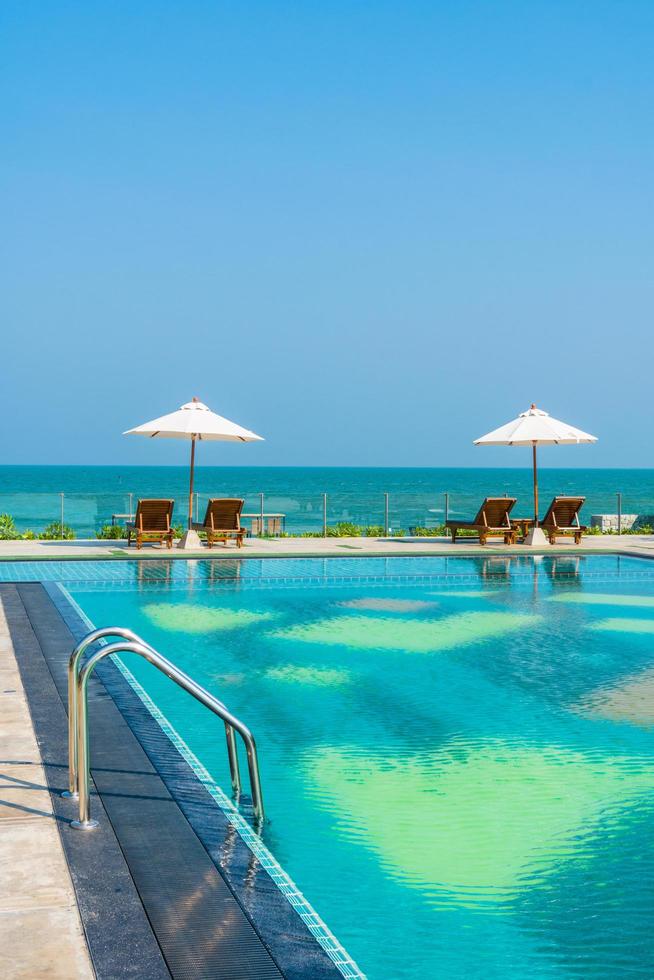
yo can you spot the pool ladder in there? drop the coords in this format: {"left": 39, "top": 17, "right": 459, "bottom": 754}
{"left": 64, "top": 626, "right": 265, "bottom": 829}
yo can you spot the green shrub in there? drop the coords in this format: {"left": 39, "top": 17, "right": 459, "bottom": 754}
{"left": 172, "top": 524, "right": 185, "bottom": 539}
{"left": 40, "top": 522, "right": 76, "bottom": 540}
{"left": 411, "top": 525, "right": 448, "bottom": 537}
{"left": 0, "top": 514, "right": 21, "bottom": 540}
{"left": 96, "top": 524, "right": 126, "bottom": 540}
{"left": 326, "top": 522, "right": 362, "bottom": 537}
{"left": 298, "top": 523, "right": 410, "bottom": 538}
{"left": 21, "top": 530, "right": 37, "bottom": 540}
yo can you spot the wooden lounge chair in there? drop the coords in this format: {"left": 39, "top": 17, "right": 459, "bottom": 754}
{"left": 126, "top": 499, "right": 174, "bottom": 550}
{"left": 446, "top": 497, "right": 517, "bottom": 545}
{"left": 540, "top": 496, "right": 586, "bottom": 545}
{"left": 192, "top": 498, "right": 246, "bottom": 549}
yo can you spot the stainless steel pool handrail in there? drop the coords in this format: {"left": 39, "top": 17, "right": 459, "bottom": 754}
{"left": 66, "top": 626, "right": 241, "bottom": 800}
{"left": 66, "top": 628, "right": 264, "bottom": 829}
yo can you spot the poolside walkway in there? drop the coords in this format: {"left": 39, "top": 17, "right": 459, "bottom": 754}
{"left": 0, "top": 534, "right": 653, "bottom": 561}
{"left": 0, "top": 592, "right": 93, "bottom": 979}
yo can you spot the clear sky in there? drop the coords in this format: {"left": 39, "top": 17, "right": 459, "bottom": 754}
{"left": 2, "top": 1, "right": 652, "bottom": 468}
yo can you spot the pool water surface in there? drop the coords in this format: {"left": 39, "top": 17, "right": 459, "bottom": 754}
{"left": 66, "top": 555, "right": 654, "bottom": 979}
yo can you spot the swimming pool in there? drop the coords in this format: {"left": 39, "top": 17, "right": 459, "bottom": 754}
{"left": 55, "top": 555, "right": 654, "bottom": 978}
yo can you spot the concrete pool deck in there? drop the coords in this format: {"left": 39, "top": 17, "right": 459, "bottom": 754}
{"left": 0, "top": 591, "right": 94, "bottom": 979}
{"left": 0, "top": 533, "right": 653, "bottom": 561}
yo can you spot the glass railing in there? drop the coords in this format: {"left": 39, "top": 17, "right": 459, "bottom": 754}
{"left": 1, "top": 487, "right": 653, "bottom": 538}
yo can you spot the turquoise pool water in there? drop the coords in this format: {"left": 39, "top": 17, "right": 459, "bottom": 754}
{"left": 64, "top": 555, "right": 654, "bottom": 979}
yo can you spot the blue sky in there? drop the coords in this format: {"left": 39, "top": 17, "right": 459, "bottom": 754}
{"left": 2, "top": 1, "right": 652, "bottom": 467}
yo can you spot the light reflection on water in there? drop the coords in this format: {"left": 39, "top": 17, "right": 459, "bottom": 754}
{"left": 72, "top": 555, "right": 654, "bottom": 979}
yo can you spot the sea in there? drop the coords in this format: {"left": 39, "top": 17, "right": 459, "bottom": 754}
{"left": 1, "top": 466, "right": 653, "bottom": 537}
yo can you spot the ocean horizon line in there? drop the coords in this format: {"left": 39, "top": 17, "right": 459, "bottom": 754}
{"left": 1, "top": 463, "right": 652, "bottom": 472}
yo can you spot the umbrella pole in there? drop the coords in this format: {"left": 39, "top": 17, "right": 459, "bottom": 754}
{"left": 532, "top": 442, "right": 539, "bottom": 526}
{"left": 523, "top": 441, "right": 546, "bottom": 545}
{"left": 178, "top": 436, "right": 201, "bottom": 549}
{"left": 188, "top": 437, "right": 196, "bottom": 529}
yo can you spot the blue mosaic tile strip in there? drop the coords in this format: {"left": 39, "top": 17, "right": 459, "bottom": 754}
{"left": 52, "top": 583, "right": 365, "bottom": 980}
{"left": 2, "top": 555, "right": 653, "bottom": 589}
{"left": 37, "top": 570, "right": 654, "bottom": 595}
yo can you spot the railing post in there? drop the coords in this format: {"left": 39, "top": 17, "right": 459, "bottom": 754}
{"left": 444, "top": 491, "right": 449, "bottom": 534}
{"left": 128, "top": 492, "right": 134, "bottom": 522}
{"left": 617, "top": 491, "right": 622, "bottom": 535}
{"left": 384, "top": 492, "right": 389, "bottom": 536}
{"left": 60, "top": 492, "right": 65, "bottom": 539}
{"left": 195, "top": 492, "right": 199, "bottom": 522}
{"left": 71, "top": 661, "right": 98, "bottom": 830}
{"left": 259, "top": 492, "right": 265, "bottom": 537}
{"left": 323, "top": 493, "right": 327, "bottom": 537}
{"left": 224, "top": 723, "right": 241, "bottom": 796}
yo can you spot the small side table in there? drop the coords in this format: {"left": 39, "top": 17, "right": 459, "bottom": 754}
{"left": 511, "top": 518, "right": 535, "bottom": 542}
{"left": 242, "top": 513, "right": 287, "bottom": 536}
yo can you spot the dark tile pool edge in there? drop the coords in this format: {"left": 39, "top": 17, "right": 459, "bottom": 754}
{"left": 47, "top": 582, "right": 362, "bottom": 980}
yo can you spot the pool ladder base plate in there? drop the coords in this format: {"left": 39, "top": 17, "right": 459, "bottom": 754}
{"left": 71, "top": 818, "right": 99, "bottom": 831}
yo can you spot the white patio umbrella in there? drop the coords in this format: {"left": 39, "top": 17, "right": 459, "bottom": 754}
{"left": 124, "top": 397, "right": 263, "bottom": 548}
{"left": 474, "top": 404, "right": 597, "bottom": 545}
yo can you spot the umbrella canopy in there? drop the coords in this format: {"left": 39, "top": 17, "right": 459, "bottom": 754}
{"left": 474, "top": 404, "right": 597, "bottom": 533}
{"left": 124, "top": 397, "right": 263, "bottom": 532}
{"left": 473, "top": 405, "right": 597, "bottom": 448}
{"left": 124, "top": 398, "right": 263, "bottom": 442}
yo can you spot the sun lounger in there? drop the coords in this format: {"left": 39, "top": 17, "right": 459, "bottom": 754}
{"left": 126, "top": 499, "right": 175, "bottom": 550}
{"left": 192, "top": 498, "right": 246, "bottom": 548}
{"left": 540, "top": 496, "right": 586, "bottom": 544}
{"left": 446, "top": 497, "right": 517, "bottom": 545}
